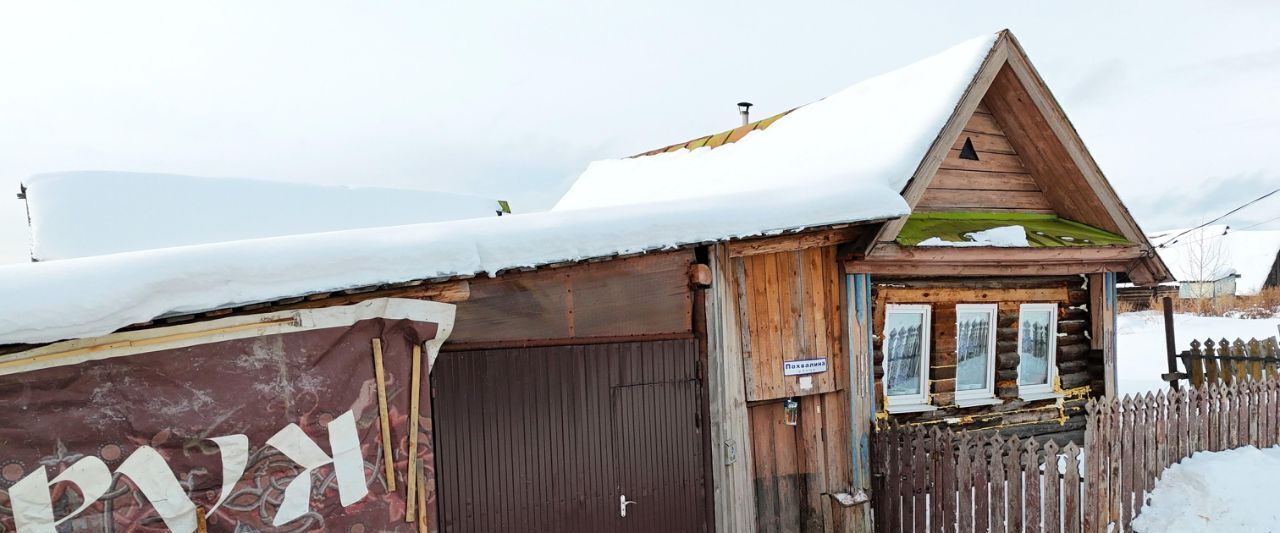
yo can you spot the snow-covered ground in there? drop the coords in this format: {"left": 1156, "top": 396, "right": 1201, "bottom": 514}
{"left": 1133, "top": 445, "right": 1280, "bottom": 533}
{"left": 1117, "top": 311, "right": 1280, "bottom": 396}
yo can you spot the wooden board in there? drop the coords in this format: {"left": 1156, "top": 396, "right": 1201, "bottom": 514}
{"left": 703, "top": 244, "right": 758, "bottom": 532}
{"left": 737, "top": 247, "right": 844, "bottom": 401}
{"left": 919, "top": 106, "right": 1056, "bottom": 214}
{"left": 447, "top": 251, "right": 693, "bottom": 345}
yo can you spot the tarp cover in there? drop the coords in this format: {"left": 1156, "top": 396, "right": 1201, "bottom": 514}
{"left": 0, "top": 306, "right": 448, "bottom": 532}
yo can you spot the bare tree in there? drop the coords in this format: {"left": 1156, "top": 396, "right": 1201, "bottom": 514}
{"left": 1177, "top": 227, "right": 1233, "bottom": 314}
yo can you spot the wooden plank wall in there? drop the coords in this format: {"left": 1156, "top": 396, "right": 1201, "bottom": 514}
{"left": 734, "top": 246, "right": 860, "bottom": 532}
{"left": 446, "top": 252, "right": 694, "bottom": 346}
{"left": 704, "top": 244, "right": 757, "bottom": 532}
{"left": 737, "top": 247, "right": 844, "bottom": 401}
{"left": 871, "top": 277, "right": 1097, "bottom": 443}
{"left": 917, "top": 101, "right": 1055, "bottom": 214}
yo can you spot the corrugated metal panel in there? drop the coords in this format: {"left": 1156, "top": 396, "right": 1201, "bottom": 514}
{"left": 432, "top": 339, "right": 707, "bottom": 532}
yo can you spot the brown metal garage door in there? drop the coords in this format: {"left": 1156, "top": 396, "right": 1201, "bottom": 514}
{"left": 431, "top": 339, "right": 707, "bottom": 532}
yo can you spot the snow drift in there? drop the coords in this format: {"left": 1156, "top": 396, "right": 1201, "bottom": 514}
{"left": 1133, "top": 445, "right": 1280, "bottom": 532}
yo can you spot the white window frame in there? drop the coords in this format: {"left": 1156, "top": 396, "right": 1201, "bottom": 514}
{"left": 954, "top": 303, "right": 999, "bottom": 405}
{"left": 1017, "top": 303, "right": 1060, "bottom": 399}
{"left": 882, "top": 304, "right": 933, "bottom": 412}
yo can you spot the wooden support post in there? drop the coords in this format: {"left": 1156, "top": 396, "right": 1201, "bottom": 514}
{"left": 372, "top": 338, "right": 397, "bottom": 492}
{"left": 1089, "top": 273, "right": 1119, "bottom": 399}
{"left": 846, "top": 272, "right": 876, "bottom": 533}
{"left": 196, "top": 508, "right": 208, "bottom": 533}
{"left": 406, "top": 344, "right": 423, "bottom": 522}
{"left": 417, "top": 462, "right": 429, "bottom": 533}
{"left": 1163, "top": 297, "right": 1180, "bottom": 391}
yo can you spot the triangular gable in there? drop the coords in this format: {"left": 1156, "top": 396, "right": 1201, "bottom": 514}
{"left": 870, "top": 30, "right": 1171, "bottom": 284}
{"left": 917, "top": 102, "right": 1054, "bottom": 213}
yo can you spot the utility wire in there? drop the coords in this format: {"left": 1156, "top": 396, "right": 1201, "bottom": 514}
{"left": 1236, "top": 213, "right": 1280, "bottom": 231}
{"left": 1156, "top": 187, "right": 1280, "bottom": 248}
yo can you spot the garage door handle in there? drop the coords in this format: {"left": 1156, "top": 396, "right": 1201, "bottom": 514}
{"left": 620, "top": 495, "right": 637, "bottom": 517}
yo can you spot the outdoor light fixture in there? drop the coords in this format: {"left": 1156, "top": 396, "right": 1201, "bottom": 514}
{"left": 783, "top": 397, "right": 799, "bottom": 426}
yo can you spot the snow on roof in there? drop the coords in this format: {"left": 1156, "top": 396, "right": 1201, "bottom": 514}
{"left": 0, "top": 182, "right": 906, "bottom": 345}
{"left": 1149, "top": 225, "right": 1280, "bottom": 294}
{"left": 0, "top": 32, "right": 1005, "bottom": 345}
{"left": 553, "top": 33, "right": 999, "bottom": 211}
{"left": 22, "top": 171, "right": 507, "bottom": 261}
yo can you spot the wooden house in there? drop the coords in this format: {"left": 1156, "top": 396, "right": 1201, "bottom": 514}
{"left": 0, "top": 30, "right": 1168, "bottom": 533}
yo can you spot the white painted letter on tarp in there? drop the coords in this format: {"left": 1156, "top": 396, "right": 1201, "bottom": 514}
{"left": 266, "top": 410, "right": 368, "bottom": 526}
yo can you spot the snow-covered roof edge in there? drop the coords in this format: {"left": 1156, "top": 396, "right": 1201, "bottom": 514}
{"left": 21, "top": 171, "right": 510, "bottom": 261}
{"left": 0, "top": 31, "right": 1014, "bottom": 346}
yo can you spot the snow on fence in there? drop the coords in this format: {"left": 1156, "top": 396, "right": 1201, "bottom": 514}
{"left": 872, "top": 378, "right": 1280, "bottom": 533}
{"left": 1176, "top": 336, "right": 1280, "bottom": 388}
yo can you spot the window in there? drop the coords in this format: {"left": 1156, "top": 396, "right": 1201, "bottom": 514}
{"left": 954, "top": 304, "right": 998, "bottom": 404}
{"left": 882, "top": 304, "right": 932, "bottom": 411}
{"left": 1017, "top": 303, "right": 1059, "bottom": 398}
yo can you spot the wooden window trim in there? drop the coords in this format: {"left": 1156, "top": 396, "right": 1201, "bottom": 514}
{"left": 882, "top": 304, "right": 933, "bottom": 411}
{"left": 954, "top": 303, "right": 998, "bottom": 403}
{"left": 1017, "top": 302, "right": 1060, "bottom": 398}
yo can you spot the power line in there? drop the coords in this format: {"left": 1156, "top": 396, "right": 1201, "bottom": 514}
{"left": 1237, "top": 213, "right": 1280, "bottom": 231}
{"left": 1155, "top": 187, "right": 1280, "bottom": 248}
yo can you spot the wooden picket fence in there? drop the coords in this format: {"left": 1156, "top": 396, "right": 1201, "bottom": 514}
{"left": 871, "top": 426, "right": 1083, "bottom": 533}
{"left": 1177, "top": 336, "right": 1280, "bottom": 388}
{"left": 871, "top": 378, "right": 1280, "bottom": 533}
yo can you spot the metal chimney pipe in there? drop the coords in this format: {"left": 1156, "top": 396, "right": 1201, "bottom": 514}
{"left": 737, "top": 102, "right": 753, "bottom": 126}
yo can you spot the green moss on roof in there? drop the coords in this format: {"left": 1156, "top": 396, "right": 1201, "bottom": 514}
{"left": 896, "top": 212, "right": 1130, "bottom": 247}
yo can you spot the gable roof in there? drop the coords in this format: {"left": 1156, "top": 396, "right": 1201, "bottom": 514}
{"left": 21, "top": 171, "right": 510, "bottom": 261}
{"left": 556, "top": 30, "right": 1169, "bottom": 284}
{"left": 553, "top": 33, "right": 1000, "bottom": 211}
{"left": 874, "top": 31, "right": 1169, "bottom": 283}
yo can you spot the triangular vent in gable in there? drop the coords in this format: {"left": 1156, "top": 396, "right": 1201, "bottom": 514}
{"left": 917, "top": 101, "right": 1054, "bottom": 213}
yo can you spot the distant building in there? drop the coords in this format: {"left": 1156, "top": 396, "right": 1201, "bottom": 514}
{"left": 1147, "top": 226, "right": 1280, "bottom": 298}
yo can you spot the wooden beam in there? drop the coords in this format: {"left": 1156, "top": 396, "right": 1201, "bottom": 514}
{"left": 864, "top": 243, "right": 1144, "bottom": 263}
{"left": 689, "top": 263, "right": 713, "bottom": 287}
{"left": 372, "top": 338, "right": 396, "bottom": 492}
{"left": 875, "top": 286, "right": 1069, "bottom": 304}
{"left": 727, "top": 226, "right": 864, "bottom": 258}
{"left": 843, "top": 260, "right": 1130, "bottom": 277}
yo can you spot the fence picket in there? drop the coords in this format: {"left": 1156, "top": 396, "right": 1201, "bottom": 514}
{"left": 1005, "top": 437, "right": 1023, "bottom": 533}
{"left": 989, "top": 436, "right": 1005, "bottom": 533}
{"left": 957, "top": 434, "right": 972, "bottom": 533}
{"left": 1064, "top": 442, "right": 1081, "bottom": 533}
{"left": 974, "top": 439, "right": 989, "bottom": 533}
{"left": 915, "top": 427, "right": 928, "bottom": 533}
{"left": 1043, "top": 440, "right": 1061, "bottom": 533}
{"left": 1203, "top": 339, "right": 1220, "bottom": 385}
{"left": 1024, "top": 438, "right": 1042, "bottom": 533}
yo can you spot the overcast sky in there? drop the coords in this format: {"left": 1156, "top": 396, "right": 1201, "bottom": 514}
{"left": 2, "top": 1, "right": 1278, "bottom": 264}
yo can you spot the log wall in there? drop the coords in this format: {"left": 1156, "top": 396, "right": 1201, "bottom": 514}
{"left": 871, "top": 276, "right": 1097, "bottom": 443}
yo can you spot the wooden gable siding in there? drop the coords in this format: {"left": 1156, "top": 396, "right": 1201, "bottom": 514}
{"left": 737, "top": 246, "right": 844, "bottom": 401}
{"left": 446, "top": 251, "right": 694, "bottom": 347}
{"left": 918, "top": 102, "right": 1054, "bottom": 214}
{"left": 871, "top": 277, "right": 1096, "bottom": 442}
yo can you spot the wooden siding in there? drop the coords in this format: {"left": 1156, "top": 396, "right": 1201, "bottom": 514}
{"left": 737, "top": 247, "right": 844, "bottom": 401}
{"left": 918, "top": 103, "right": 1054, "bottom": 214}
{"left": 871, "top": 277, "right": 1097, "bottom": 442}
{"left": 447, "top": 251, "right": 694, "bottom": 346}
{"left": 749, "top": 394, "right": 854, "bottom": 533}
